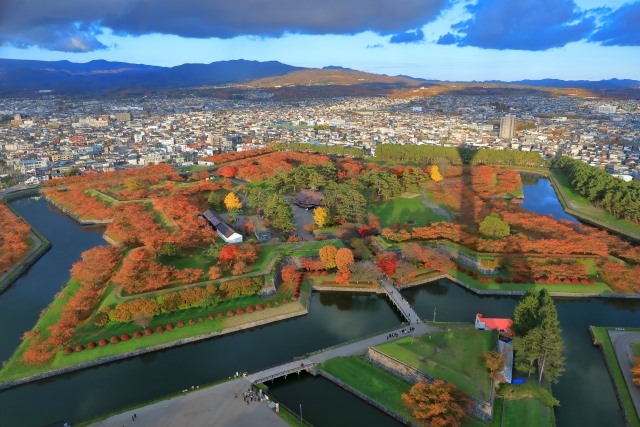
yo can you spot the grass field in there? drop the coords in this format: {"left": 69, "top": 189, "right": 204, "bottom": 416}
{"left": 501, "top": 397, "right": 553, "bottom": 427}
{"left": 374, "top": 327, "right": 495, "bottom": 400}
{"left": 591, "top": 327, "right": 640, "bottom": 427}
{"left": 370, "top": 195, "right": 448, "bottom": 228}
{"left": 320, "top": 356, "right": 414, "bottom": 420}
{"left": 550, "top": 170, "right": 640, "bottom": 241}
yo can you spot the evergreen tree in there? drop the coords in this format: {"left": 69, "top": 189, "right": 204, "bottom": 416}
{"left": 512, "top": 289, "right": 565, "bottom": 384}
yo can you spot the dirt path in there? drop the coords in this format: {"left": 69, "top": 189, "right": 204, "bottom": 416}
{"left": 421, "top": 191, "right": 452, "bottom": 221}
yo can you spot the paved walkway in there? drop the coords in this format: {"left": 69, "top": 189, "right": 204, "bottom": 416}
{"left": 609, "top": 330, "right": 640, "bottom": 417}
{"left": 89, "top": 378, "right": 289, "bottom": 427}
{"left": 248, "top": 322, "right": 438, "bottom": 384}
{"left": 379, "top": 278, "right": 421, "bottom": 324}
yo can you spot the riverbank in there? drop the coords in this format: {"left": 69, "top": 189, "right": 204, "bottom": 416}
{"left": 590, "top": 327, "right": 640, "bottom": 427}
{"left": 0, "top": 297, "right": 310, "bottom": 391}
{"left": 548, "top": 169, "right": 640, "bottom": 243}
{"left": 0, "top": 193, "right": 52, "bottom": 294}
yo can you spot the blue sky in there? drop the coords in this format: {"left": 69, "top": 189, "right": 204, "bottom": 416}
{"left": 1, "top": 0, "right": 639, "bottom": 81}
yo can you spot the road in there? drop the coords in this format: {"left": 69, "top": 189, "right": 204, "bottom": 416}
{"left": 609, "top": 330, "right": 640, "bottom": 417}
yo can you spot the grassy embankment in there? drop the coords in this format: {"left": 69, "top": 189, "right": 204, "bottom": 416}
{"left": 549, "top": 169, "right": 640, "bottom": 241}
{"left": 591, "top": 327, "right": 640, "bottom": 427}
{"left": 374, "top": 327, "right": 495, "bottom": 400}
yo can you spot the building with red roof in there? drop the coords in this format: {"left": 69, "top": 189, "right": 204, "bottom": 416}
{"left": 475, "top": 313, "right": 513, "bottom": 337}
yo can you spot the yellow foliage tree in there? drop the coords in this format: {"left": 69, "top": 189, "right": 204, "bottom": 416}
{"left": 430, "top": 165, "right": 443, "bottom": 182}
{"left": 224, "top": 192, "right": 242, "bottom": 211}
{"left": 314, "top": 207, "right": 329, "bottom": 228}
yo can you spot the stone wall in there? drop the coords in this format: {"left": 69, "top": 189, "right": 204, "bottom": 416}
{"left": 366, "top": 347, "right": 493, "bottom": 422}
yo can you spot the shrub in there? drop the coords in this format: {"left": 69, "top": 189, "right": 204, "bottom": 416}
{"left": 283, "top": 298, "right": 289, "bottom": 303}
{"left": 236, "top": 307, "right": 244, "bottom": 315}
{"left": 99, "top": 338, "right": 109, "bottom": 346}
{"left": 166, "top": 323, "right": 174, "bottom": 330}
{"left": 217, "top": 312, "right": 224, "bottom": 318}
{"left": 87, "top": 341, "right": 97, "bottom": 349}
{"left": 208, "top": 314, "right": 215, "bottom": 320}
{"left": 487, "top": 277, "right": 494, "bottom": 283}
{"left": 177, "top": 321, "right": 185, "bottom": 328}
{"left": 153, "top": 326, "right": 162, "bottom": 333}
{"left": 227, "top": 310, "right": 235, "bottom": 316}
{"left": 133, "top": 331, "right": 142, "bottom": 338}
{"left": 292, "top": 295, "right": 298, "bottom": 301}
{"left": 144, "top": 328, "right": 153, "bottom": 335}
{"left": 266, "top": 302, "right": 272, "bottom": 308}
{"left": 246, "top": 305, "right": 254, "bottom": 313}
{"left": 64, "top": 347, "right": 73, "bottom": 355}
{"left": 198, "top": 317, "right": 204, "bottom": 323}
{"left": 496, "top": 277, "right": 503, "bottom": 283}
{"left": 256, "top": 304, "right": 264, "bottom": 311}
{"left": 188, "top": 319, "right": 196, "bottom": 325}
{"left": 121, "top": 334, "right": 131, "bottom": 341}
{"left": 580, "top": 279, "right": 588, "bottom": 285}
{"left": 480, "top": 277, "right": 486, "bottom": 283}
{"left": 110, "top": 336, "right": 120, "bottom": 344}
{"left": 588, "top": 278, "right": 596, "bottom": 284}
{"left": 274, "top": 301, "right": 280, "bottom": 306}
{"left": 75, "top": 344, "right": 84, "bottom": 352}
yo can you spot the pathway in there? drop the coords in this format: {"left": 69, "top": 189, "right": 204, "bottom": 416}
{"left": 609, "top": 330, "right": 640, "bottom": 417}
{"left": 379, "top": 277, "right": 422, "bottom": 324}
{"left": 248, "top": 322, "right": 437, "bottom": 384}
{"left": 88, "top": 378, "right": 290, "bottom": 427}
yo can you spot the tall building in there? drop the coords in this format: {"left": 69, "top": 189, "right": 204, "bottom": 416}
{"left": 499, "top": 114, "right": 516, "bottom": 139}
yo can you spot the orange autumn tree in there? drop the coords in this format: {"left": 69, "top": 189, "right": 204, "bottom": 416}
{"left": 633, "top": 357, "right": 640, "bottom": 387}
{"left": 335, "top": 248, "right": 355, "bottom": 283}
{"left": 402, "top": 379, "right": 470, "bottom": 427}
{"left": 0, "top": 203, "right": 31, "bottom": 271}
{"left": 319, "top": 245, "right": 338, "bottom": 269}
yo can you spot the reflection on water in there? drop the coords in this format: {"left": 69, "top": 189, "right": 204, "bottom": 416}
{"left": 520, "top": 177, "right": 578, "bottom": 223}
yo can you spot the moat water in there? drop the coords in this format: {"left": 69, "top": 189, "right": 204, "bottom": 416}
{"left": 1, "top": 179, "right": 638, "bottom": 427}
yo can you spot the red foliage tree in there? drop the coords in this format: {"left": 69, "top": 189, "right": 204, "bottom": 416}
{"left": 377, "top": 252, "right": 399, "bottom": 276}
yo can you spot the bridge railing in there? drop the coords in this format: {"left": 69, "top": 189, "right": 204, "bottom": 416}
{"left": 253, "top": 363, "right": 317, "bottom": 383}
{"left": 302, "top": 323, "right": 409, "bottom": 359}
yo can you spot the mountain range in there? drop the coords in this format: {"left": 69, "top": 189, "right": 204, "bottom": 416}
{"left": 0, "top": 58, "right": 638, "bottom": 97}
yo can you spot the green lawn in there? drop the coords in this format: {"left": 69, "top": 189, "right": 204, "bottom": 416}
{"left": 320, "top": 356, "right": 414, "bottom": 420}
{"left": 370, "top": 195, "right": 448, "bottom": 228}
{"left": 448, "top": 268, "right": 613, "bottom": 295}
{"left": 550, "top": 170, "right": 640, "bottom": 241}
{"left": 591, "top": 327, "right": 640, "bottom": 427}
{"left": 501, "top": 397, "right": 553, "bottom": 427}
{"left": 374, "top": 328, "right": 495, "bottom": 401}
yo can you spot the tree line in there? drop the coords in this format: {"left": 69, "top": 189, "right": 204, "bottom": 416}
{"left": 555, "top": 156, "right": 640, "bottom": 223}
{"left": 272, "top": 142, "right": 365, "bottom": 158}
{"left": 375, "top": 144, "right": 547, "bottom": 167}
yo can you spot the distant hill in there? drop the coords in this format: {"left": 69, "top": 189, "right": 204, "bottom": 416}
{"left": 504, "top": 78, "right": 640, "bottom": 90}
{"left": 247, "top": 68, "right": 423, "bottom": 88}
{"left": 0, "top": 57, "right": 637, "bottom": 97}
{"left": 0, "top": 59, "right": 302, "bottom": 95}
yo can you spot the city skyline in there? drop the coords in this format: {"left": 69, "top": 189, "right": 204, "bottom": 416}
{"left": 1, "top": 0, "right": 639, "bottom": 81}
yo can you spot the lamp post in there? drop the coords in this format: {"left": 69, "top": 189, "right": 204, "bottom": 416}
{"left": 300, "top": 403, "right": 303, "bottom": 423}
